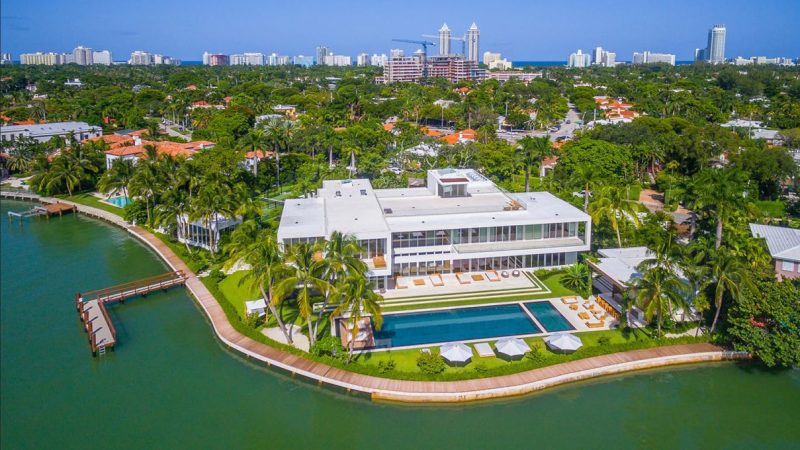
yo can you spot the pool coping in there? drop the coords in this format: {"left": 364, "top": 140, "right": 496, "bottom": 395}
{"left": 10, "top": 193, "right": 752, "bottom": 404}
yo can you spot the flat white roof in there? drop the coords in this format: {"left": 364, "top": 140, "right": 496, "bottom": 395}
{"left": 277, "top": 170, "right": 589, "bottom": 240}
{"left": 1, "top": 121, "right": 100, "bottom": 136}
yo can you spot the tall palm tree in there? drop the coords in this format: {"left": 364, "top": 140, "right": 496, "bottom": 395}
{"left": 695, "top": 168, "right": 749, "bottom": 250}
{"left": 129, "top": 162, "right": 159, "bottom": 225}
{"left": 572, "top": 163, "right": 600, "bottom": 212}
{"left": 224, "top": 222, "right": 293, "bottom": 343}
{"left": 518, "top": 136, "right": 555, "bottom": 192}
{"left": 190, "top": 178, "right": 233, "bottom": 254}
{"left": 40, "top": 157, "right": 81, "bottom": 196}
{"left": 708, "top": 248, "right": 753, "bottom": 334}
{"left": 275, "top": 242, "right": 331, "bottom": 347}
{"left": 97, "top": 159, "right": 135, "bottom": 198}
{"left": 630, "top": 267, "right": 688, "bottom": 336}
{"left": 313, "top": 232, "right": 367, "bottom": 337}
{"left": 331, "top": 273, "right": 383, "bottom": 362}
{"left": 589, "top": 184, "right": 647, "bottom": 247}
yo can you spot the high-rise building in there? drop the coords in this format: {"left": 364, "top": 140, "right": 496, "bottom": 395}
{"left": 390, "top": 48, "right": 405, "bottom": 59}
{"left": 202, "top": 52, "right": 210, "bottom": 65}
{"left": 92, "top": 50, "right": 112, "bottom": 65}
{"left": 439, "top": 23, "right": 451, "bottom": 56}
{"left": 357, "top": 53, "right": 369, "bottom": 66}
{"left": 483, "top": 51, "right": 510, "bottom": 70}
{"left": 632, "top": 51, "right": 676, "bottom": 65}
{"left": 204, "top": 53, "right": 229, "bottom": 66}
{"left": 467, "top": 22, "right": 480, "bottom": 63}
{"left": 316, "top": 46, "right": 329, "bottom": 65}
{"left": 323, "top": 54, "right": 351, "bottom": 66}
{"left": 72, "top": 46, "right": 93, "bottom": 65}
{"left": 567, "top": 49, "right": 590, "bottom": 68}
{"left": 0, "top": 53, "right": 11, "bottom": 65}
{"left": 379, "top": 54, "right": 484, "bottom": 83}
{"left": 267, "top": 53, "right": 290, "bottom": 66}
{"left": 370, "top": 53, "right": 388, "bottom": 66}
{"left": 231, "top": 53, "right": 265, "bottom": 65}
{"left": 602, "top": 52, "right": 616, "bottom": 67}
{"left": 593, "top": 47, "right": 603, "bottom": 65}
{"left": 707, "top": 24, "right": 726, "bottom": 64}
{"left": 20, "top": 52, "right": 63, "bottom": 65}
{"left": 294, "top": 55, "right": 314, "bottom": 67}
{"left": 129, "top": 51, "right": 153, "bottom": 65}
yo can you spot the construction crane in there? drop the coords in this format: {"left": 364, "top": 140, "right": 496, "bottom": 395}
{"left": 392, "top": 39, "right": 435, "bottom": 79}
{"left": 421, "top": 34, "right": 467, "bottom": 57}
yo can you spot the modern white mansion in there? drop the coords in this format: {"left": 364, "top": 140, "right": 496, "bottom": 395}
{"left": 277, "top": 169, "right": 591, "bottom": 289}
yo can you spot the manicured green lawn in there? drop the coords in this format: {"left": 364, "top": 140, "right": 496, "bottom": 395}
{"left": 218, "top": 271, "right": 261, "bottom": 317}
{"left": 57, "top": 193, "right": 125, "bottom": 218}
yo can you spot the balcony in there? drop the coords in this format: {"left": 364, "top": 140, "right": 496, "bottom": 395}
{"left": 452, "top": 237, "right": 586, "bottom": 254}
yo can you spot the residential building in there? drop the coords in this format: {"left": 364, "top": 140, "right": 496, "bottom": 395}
{"left": 483, "top": 51, "right": 511, "bottom": 70}
{"left": 485, "top": 71, "right": 542, "bottom": 83}
{"left": 466, "top": 23, "right": 480, "bottom": 63}
{"left": 390, "top": 48, "right": 405, "bottom": 59}
{"left": 202, "top": 52, "right": 210, "bottom": 65}
{"left": 178, "top": 214, "right": 242, "bottom": 251}
{"left": 370, "top": 53, "right": 388, "bottom": 66}
{"left": 316, "top": 46, "right": 330, "bottom": 65}
{"left": 749, "top": 224, "right": 800, "bottom": 280}
{"left": 207, "top": 53, "right": 229, "bottom": 66}
{"left": 92, "top": 50, "right": 112, "bottom": 65}
{"left": 72, "top": 46, "right": 93, "bottom": 65}
{"left": 231, "top": 52, "right": 265, "bottom": 65}
{"left": 129, "top": 51, "right": 153, "bottom": 65}
{"left": 735, "top": 56, "right": 796, "bottom": 66}
{"left": 277, "top": 168, "right": 591, "bottom": 289}
{"left": 99, "top": 134, "right": 215, "bottom": 169}
{"left": 707, "top": 24, "right": 726, "bottom": 64}
{"left": 267, "top": 53, "right": 290, "bottom": 66}
{"left": 357, "top": 53, "right": 369, "bottom": 66}
{"left": 64, "top": 78, "right": 83, "bottom": 87}
{"left": 0, "top": 53, "right": 11, "bottom": 65}
{"left": 323, "top": 54, "right": 351, "bottom": 66}
{"left": 567, "top": 50, "right": 590, "bottom": 68}
{"left": 591, "top": 47, "right": 616, "bottom": 67}
{"left": 379, "top": 54, "right": 484, "bottom": 83}
{"left": 20, "top": 52, "right": 63, "bottom": 65}
{"left": 294, "top": 55, "right": 314, "bottom": 67}
{"left": 632, "top": 51, "right": 676, "bottom": 65}
{"left": 439, "top": 23, "right": 451, "bottom": 56}
{"left": 1, "top": 121, "right": 101, "bottom": 145}
{"left": 593, "top": 47, "right": 604, "bottom": 65}
{"left": 379, "top": 55, "right": 424, "bottom": 83}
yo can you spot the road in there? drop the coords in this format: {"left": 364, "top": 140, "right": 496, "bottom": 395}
{"left": 160, "top": 118, "right": 192, "bottom": 141}
{"left": 496, "top": 103, "right": 581, "bottom": 144}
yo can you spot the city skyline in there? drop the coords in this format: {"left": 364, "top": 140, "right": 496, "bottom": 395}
{"left": 2, "top": 0, "right": 799, "bottom": 61}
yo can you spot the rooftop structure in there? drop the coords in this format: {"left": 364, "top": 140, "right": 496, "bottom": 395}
{"left": 1, "top": 121, "right": 101, "bottom": 144}
{"left": 750, "top": 224, "right": 800, "bottom": 280}
{"left": 278, "top": 169, "right": 591, "bottom": 289}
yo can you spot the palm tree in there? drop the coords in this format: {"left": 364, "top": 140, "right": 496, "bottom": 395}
{"left": 129, "top": 162, "right": 159, "bottom": 225}
{"left": 190, "top": 178, "right": 234, "bottom": 255}
{"left": 518, "top": 136, "right": 555, "bottom": 192}
{"left": 313, "top": 232, "right": 367, "bottom": 337}
{"left": 40, "top": 157, "right": 81, "bottom": 196}
{"left": 97, "top": 159, "right": 135, "bottom": 198}
{"left": 561, "top": 263, "right": 590, "bottom": 295}
{"left": 589, "top": 184, "right": 647, "bottom": 247}
{"left": 572, "top": 163, "right": 600, "bottom": 212}
{"left": 275, "top": 242, "right": 331, "bottom": 347}
{"left": 695, "top": 169, "right": 749, "bottom": 250}
{"left": 708, "top": 248, "right": 753, "bottom": 334}
{"left": 331, "top": 273, "right": 383, "bottom": 362}
{"left": 630, "top": 267, "right": 688, "bottom": 336}
{"left": 224, "top": 222, "right": 293, "bottom": 343}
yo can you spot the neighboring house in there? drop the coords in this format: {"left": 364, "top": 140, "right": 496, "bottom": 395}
{"left": 440, "top": 129, "right": 477, "bottom": 145}
{"left": 243, "top": 150, "right": 274, "bottom": 173}
{"left": 1, "top": 121, "right": 102, "bottom": 145}
{"left": 749, "top": 223, "right": 800, "bottom": 280}
{"left": 177, "top": 213, "right": 242, "bottom": 251}
{"left": 98, "top": 135, "right": 215, "bottom": 169}
{"left": 277, "top": 168, "right": 591, "bottom": 290}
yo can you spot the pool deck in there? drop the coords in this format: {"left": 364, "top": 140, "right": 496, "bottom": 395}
{"left": 9, "top": 193, "right": 750, "bottom": 403}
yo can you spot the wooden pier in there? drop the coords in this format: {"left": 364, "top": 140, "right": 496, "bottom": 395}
{"left": 75, "top": 271, "right": 187, "bottom": 356}
{"left": 7, "top": 200, "right": 77, "bottom": 224}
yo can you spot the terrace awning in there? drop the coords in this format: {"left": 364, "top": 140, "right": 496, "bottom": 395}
{"left": 495, "top": 337, "right": 530, "bottom": 358}
{"left": 544, "top": 333, "right": 583, "bottom": 353}
{"left": 440, "top": 342, "right": 473, "bottom": 364}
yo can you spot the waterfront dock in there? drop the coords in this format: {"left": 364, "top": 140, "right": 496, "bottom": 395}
{"left": 75, "top": 271, "right": 186, "bottom": 356}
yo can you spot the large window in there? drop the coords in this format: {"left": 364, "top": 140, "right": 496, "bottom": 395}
{"left": 357, "top": 239, "right": 387, "bottom": 259}
{"left": 391, "top": 222, "right": 582, "bottom": 249}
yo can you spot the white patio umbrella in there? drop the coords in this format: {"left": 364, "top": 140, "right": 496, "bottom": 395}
{"left": 544, "top": 333, "right": 583, "bottom": 353}
{"left": 439, "top": 342, "right": 473, "bottom": 365}
{"left": 495, "top": 337, "right": 531, "bottom": 359}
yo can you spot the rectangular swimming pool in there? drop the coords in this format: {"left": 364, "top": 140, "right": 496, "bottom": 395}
{"left": 524, "top": 301, "right": 575, "bottom": 332}
{"left": 371, "top": 304, "right": 542, "bottom": 349}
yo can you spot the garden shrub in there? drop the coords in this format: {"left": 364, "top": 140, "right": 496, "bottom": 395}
{"left": 416, "top": 352, "right": 446, "bottom": 374}
{"left": 524, "top": 343, "right": 546, "bottom": 362}
{"left": 377, "top": 359, "right": 396, "bottom": 374}
{"left": 597, "top": 336, "right": 611, "bottom": 346}
{"left": 311, "top": 335, "right": 348, "bottom": 362}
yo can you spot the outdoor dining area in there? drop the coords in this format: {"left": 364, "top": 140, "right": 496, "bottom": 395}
{"left": 560, "top": 295, "right": 607, "bottom": 329}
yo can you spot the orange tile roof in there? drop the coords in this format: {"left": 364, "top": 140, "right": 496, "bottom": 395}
{"left": 454, "top": 87, "right": 470, "bottom": 93}
{"left": 104, "top": 140, "right": 215, "bottom": 159}
{"left": 425, "top": 129, "right": 444, "bottom": 137}
{"left": 383, "top": 123, "right": 396, "bottom": 131}
{"left": 245, "top": 150, "right": 274, "bottom": 159}
{"left": 13, "top": 119, "right": 37, "bottom": 125}
{"left": 440, "top": 128, "right": 477, "bottom": 145}
{"left": 84, "top": 134, "right": 135, "bottom": 148}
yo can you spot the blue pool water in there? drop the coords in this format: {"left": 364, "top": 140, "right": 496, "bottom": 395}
{"left": 107, "top": 196, "right": 131, "bottom": 208}
{"left": 371, "top": 304, "right": 542, "bottom": 348}
{"left": 525, "top": 302, "right": 575, "bottom": 332}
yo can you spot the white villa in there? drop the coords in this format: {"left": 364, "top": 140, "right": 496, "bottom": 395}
{"left": 177, "top": 214, "right": 242, "bottom": 251}
{"left": 277, "top": 168, "right": 591, "bottom": 290}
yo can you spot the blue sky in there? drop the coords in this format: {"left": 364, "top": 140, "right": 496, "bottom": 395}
{"left": 2, "top": 0, "right": 798, "bottom": 61}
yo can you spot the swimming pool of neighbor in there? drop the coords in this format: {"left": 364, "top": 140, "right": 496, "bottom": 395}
{"left": 106, "top": 196, "right": 131, "bottom": 208}
{"left": 524, "top": 301, "right": 576, "bottom": 332}
{"left": 368, "top": 301, "right": 575, "bottom": 349}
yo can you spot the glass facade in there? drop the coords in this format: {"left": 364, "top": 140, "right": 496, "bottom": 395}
{"left": 394, "top": 252, "right": 577, "bottom": 276}
{"left": 356, "top": 239, "right": 387, "bottom": 259}
{"left": 392, "top": 222, "right": 580, "bottom": 248}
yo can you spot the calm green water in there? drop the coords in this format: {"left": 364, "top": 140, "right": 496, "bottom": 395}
{"left": 2, "top": 199, "right": 799, "bottom": 450}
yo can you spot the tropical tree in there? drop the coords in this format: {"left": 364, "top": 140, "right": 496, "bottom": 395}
{"left": 275, "top": 242, "right": 331, "bottom": 347}
{"left": 330, "top": 273, "right": 383, "bottom": 362}
{"left": 129, "top": 161, "right": 159, "bottom": 225}
{"left": 589, "top": 184, "right": 647, "bottom": 247}
{"left": 708, "top": 248, "right": 754, "bottom": 334}
{"left": 224, "top": 221, "right": 293, "bottom": 343}
{"left": 560, "top": 263, "right": 590, "bottom": 296}
{"left": 572, "top": 163, "right": 600, "bottom": 212}
{"left": 630, "top": 267, "right": 688, "bottom": 336}
{"left": 39, "top": 156, "right": 81, "bottom": 196}
{"left": 518, "top": 136, "right": 554, "bottom": 192}
{"left": 313, "top": 232, "right": 367, "bottom": 337}
{"left": 694, "top": 168, "right": 749, "bottom": 250}
{"left": 97, "top": 158, "right": 135, "bottom": 198}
